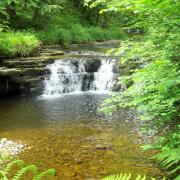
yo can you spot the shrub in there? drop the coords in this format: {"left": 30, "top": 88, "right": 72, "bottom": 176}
{"left": 69, "top": 24, "right": 93, "bottom": 43}
{"left": 88, "top": 27, "right": 106, "bottom": 41}
{"left": 0, "top": 31, "right": 40, "bottom": 57}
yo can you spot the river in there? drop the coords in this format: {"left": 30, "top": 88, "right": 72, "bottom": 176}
{"left": 0, "top": 44, "right": 164, "bottom": 179}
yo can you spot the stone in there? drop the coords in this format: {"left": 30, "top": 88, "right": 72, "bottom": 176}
{"left": 83, "top": 60, "right": 101, "bottom": 73}
{"left": 95, "top": 145, "right": 113, "bottom": 151}
{"left": 41, "top": 51, "right": 64, "bottom": 56}
{"left": 0, "top": 67, "right": 22, "bottom": 77}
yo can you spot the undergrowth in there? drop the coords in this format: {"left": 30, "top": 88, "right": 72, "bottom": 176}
{"left": 37, "top": 25, "right": 124, "bottom": 46}
{"left": 0, "top": 31, "right": 40, "bottom": 57}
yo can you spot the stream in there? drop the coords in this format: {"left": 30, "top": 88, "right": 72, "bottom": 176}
{"left": 0, "top": 44, "right": 164, "bottom": 179}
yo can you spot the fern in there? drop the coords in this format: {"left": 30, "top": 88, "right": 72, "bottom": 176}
{"left": 102, "top": 174, "right": 166, "bottom": 180}
{"left": 0, "top": 158, "right": 56, "bottom": 180}
{"left": 102, "top": 174, "right": 150, "bottom": 180}
{"left": 102, "top": 173, "right": 131, "bottom": 180}
{"left": 0, "top": 170, "right": 8, "bottom": 180}
{"left": 154, "top": 148, "right": 180, "bottom": 176}
{"left": 12, "top": 165, "right": 38, "bottom": 180}
{"left": 3, "top": 160, "right": 24, "bottom": 175}
{"left": 33, "top": 169, "right": 56, "bottom": 180}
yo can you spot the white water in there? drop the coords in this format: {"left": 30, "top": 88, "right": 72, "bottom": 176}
{"left": 93, "top": 59, "right": 116, "bottom": 91}
{"left": 43, "top": 59, "right": 116, "bottom": 97}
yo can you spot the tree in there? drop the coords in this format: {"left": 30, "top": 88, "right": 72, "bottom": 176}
{"left": 91, "top": 0, "right": 180, "bottom": 178}
{"left": 0, "top": 0, "right": 62, "bottom": 30}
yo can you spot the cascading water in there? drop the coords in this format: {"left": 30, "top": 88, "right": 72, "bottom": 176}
{"left": 93, "top": 59, "right": 116, "bottom": 91}
{"left": 43, "top": 60, "right": 85, "bottom": 96}
{"left": 43, "top": 58, "right": 117, "bottom": 97}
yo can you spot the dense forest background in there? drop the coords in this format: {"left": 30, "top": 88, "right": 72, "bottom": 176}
{"left": 0, "top": 0, "right": 179, "bottom": 179}
{"left": 0, "top": 0, "right": 123, "bottom": 57}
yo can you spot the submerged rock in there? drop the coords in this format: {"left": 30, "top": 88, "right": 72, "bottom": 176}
{"left": 95, "top": 145, "right": 113, "bottom": 151}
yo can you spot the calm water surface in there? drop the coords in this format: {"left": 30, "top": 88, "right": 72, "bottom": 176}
{"left": 0, "top": 92, "right": 164, "bottom": 179}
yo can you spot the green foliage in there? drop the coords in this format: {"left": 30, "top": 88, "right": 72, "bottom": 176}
{"left": 102, "top": 173, "right": 158, "bottom": 180}
{"left": 0, "top": 0, "right": 62, "bottom": 29}
{"left": 0, "top": 31, "right": 40, "bottom": 56}
{"left": 0, "top": 158, "right": 56, "bottom": 180}
{"left": 154, "top": 148, "right": 180, "bottom": 176}
{"left": 37, "top": 24, "right": 123, "bottom": 46}
{"left": 13, "top": 165, "right": 38, "bottom": 180}
{"left": 33, "top": 169, "right": 56, "bottom": 180}
{"left": 0, "top": 0, "right": 124, "bottom": 55}
{"left": 92, "top": 0, "right": 180, "bottom": 178}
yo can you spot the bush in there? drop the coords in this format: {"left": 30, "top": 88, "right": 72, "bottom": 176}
{"left": 69, "top": 24, "right": 92, "bottom": 43}
{"left": 37, "top": 24, "right": 125, "bottom": 46}
{"left": 88, "top": 27, "right": 106, "bottom": 41}
{"left": 0, "top": 31, "right": 40, "bottom": 57}
{"left": 0, "top": 31, "right": 40, "bottom": 56}
{"left": 88, "top": 26, "right": 125, "bottom": 42}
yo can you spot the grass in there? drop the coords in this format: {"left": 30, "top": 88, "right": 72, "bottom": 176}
{"left": 0, "top": 15, "right": 124, "bottom": 57}
{"left": 0, "top": 31, "right": 40, "bottom": 57}
{"left": 37, "top": 24, "right": 124, "bottom": 46}
{"left": 0, "top": 0, "right": 125, "bottom": 57}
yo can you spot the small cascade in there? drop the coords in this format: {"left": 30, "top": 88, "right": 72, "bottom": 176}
{"left": 93, "top": 59, "right": 116, "bottom": 91}
{"left": 43, "top": 58, "right": 117, "bottom": 97}
{"left": 43, "top": 60, "right": 85, "bottom": 96}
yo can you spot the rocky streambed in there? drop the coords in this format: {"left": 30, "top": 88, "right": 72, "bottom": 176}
{"left": 0, "top": 40, "right": 128, "bottom": 96}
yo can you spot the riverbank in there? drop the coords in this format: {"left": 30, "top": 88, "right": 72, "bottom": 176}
{"left": 0, "top": 27, "right": 124, "bottom": 58}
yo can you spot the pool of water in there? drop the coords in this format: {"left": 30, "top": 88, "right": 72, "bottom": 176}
{"left": 0, "top": 92, "right": 164, "bottom": 179}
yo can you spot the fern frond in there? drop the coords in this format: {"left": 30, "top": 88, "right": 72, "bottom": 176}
{"left": 0, "top": 170, "right": 8, "bottom": 180}
{"left": 3, "top": 160, "right": 24, "bottom": 175}
{"left": 33, "top": 169, "right": 56, "bottom": 180}
{"left": 137, "top": 175, "right": 148, "bottom": 180}
{"left": 102, "top": 174, "right": 150, "bottom": 180}
{"left": 154, "top": 148, "right": 180, "bottom": 174}
{"left": 12, "top": 165, "right": 38, "bottom": 180}
{"left": 102, "top": 173, "right": 132, "bottom": 180}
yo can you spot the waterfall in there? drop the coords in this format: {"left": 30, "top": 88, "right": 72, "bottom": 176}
{"left": 43, "top": 58, "right": 116, "bottom": 97}
{"left": 93, "top": 59, "right": 116, "bottom": 91}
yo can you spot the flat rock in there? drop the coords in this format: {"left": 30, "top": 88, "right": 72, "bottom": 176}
{"left": 0, "top": 67, "right": 22, "bottom": 77}
{"left": 41, "top": 51, "right": 64, "bottom": 56}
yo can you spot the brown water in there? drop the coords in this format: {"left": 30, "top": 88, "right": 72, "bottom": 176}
{"left": 0, "top": 92, "right": 164, "bottom": 179}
